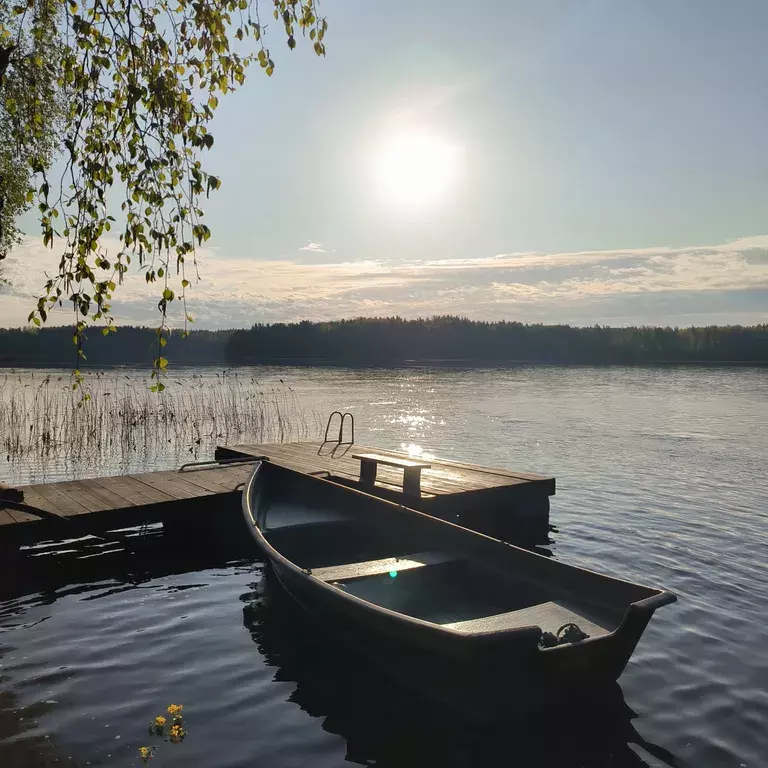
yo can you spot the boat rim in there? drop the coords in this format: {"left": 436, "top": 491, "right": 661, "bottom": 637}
{"left": 241, "top": 460, "right": 676, "bottom": 650}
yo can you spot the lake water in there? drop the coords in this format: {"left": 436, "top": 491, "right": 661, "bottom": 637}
{"left": 1, "top": 365, "right": 767, "bottom": 767}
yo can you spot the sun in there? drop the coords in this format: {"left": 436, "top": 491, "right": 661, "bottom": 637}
{"left": 372, "top": 130, "right": 460, "bottom": 208}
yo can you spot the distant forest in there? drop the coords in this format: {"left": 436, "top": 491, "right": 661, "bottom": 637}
{"left": 1, "top": 317, "right": 767, "bottom": 366}
{"left": 227, "top": 318, "right": 768, "bottom": 363}
{"left": 0, "top": 326, "right": 230, "bottom": 366}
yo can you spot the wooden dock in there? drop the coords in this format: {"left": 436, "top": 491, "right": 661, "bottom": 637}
{"left": 0, "top": 463, "right": 255, "bottom": 528}
{"left": 0, "top": 442, "right": 555, "bottom": 544}
{"left": 218, "top": 442, "right": 555, "bottom": 541}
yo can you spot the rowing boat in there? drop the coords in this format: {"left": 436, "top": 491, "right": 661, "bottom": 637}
{"left": 241, "top": 460, "right": 675, "bottom": 712}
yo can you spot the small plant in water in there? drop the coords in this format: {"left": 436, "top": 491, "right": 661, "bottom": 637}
{"left": 140, "top": 704, "right": 186, "bottom": 763}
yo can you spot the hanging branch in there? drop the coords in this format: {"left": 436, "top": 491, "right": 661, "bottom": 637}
{"left": 0, "top": 0, "right": 327, "bottom": 388}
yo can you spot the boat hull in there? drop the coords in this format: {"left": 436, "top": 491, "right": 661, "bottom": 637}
{"left": 242, "top": 461, "right": 675, "bottom": 716}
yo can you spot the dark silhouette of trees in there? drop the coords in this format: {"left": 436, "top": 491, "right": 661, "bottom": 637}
{"left": 1, "top": 317, "right": 766, "bottom": 367}
{"left": 0, "top": 326, "right": 230, "bottom": 365}
{"left": 226, "top": 317, "right": 768, "bottom": 364}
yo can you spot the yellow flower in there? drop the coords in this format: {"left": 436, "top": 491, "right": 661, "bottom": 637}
{"left": 166, "top": 704, "right": 183, "bottom": 716}
{"left": 154, "top": 716, "right": 166, "bottom": 727}
{"left": 139, "top": 747, "right": 150, "bottom": 758}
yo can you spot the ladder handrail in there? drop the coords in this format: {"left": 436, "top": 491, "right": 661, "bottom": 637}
{"left": 323, "top": 410, "right": 355, "bottom": 445}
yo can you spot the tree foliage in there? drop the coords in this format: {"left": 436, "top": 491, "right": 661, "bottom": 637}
{"left": 0, "top": 0, "right": 326, "bottom": 387}
{"left": 0, "top": 0, "right": 61, "bottom": 280}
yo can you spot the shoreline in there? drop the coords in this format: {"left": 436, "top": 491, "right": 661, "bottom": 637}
{"left": 2, "top": 358, "right": 767, "bottom": 369}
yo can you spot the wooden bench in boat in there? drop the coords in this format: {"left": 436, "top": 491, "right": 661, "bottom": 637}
{"left": 313, "top": 552, "right": 612, "bottom": 638}
{"left": 352, "top": 453, "right": 432, "bottom": 497}
{"left": 442, "top": 601, "right": 611, "bottom": 638}
{"left": 312, "top": 551, "right": 454, "bottom": 583}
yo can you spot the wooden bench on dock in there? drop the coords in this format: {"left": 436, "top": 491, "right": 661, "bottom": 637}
{"left": 353, "top": 453, "right": 432, "bottom": 497}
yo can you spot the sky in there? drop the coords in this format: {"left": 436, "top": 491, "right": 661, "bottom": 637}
{"left": 2, "top": 0, "right": 768, "bottom": 328}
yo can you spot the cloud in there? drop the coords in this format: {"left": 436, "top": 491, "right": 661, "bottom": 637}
{"left": 297, "top": 241, "right": 327, "bottom": 253}
{"left": 1, "top": 234, "right": 767, "bottom": 329}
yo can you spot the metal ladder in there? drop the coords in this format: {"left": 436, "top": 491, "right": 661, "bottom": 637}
{"left": 323, "top": 410, "right": 355, "bottom": 445}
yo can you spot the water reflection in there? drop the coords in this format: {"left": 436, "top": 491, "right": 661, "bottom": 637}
{"left": 0, "top": 524, "right": 256, "bottom": 767}
{"left": 0, "top": 522, "right": 679, "bottom": 768}
{"left": 0, "top": 521, "right": 252, "bottom": 607}
{"left": 243, "top": 567, "right": 680, "bottom": 768}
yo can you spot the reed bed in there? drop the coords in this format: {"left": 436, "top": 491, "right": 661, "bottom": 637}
{"left": 0, "top": 370, "right": 320, "bottom": 479}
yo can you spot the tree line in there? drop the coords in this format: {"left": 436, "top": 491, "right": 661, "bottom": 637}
{"left": 3, "top": 317, "right": 766, "bottom": 366}
{"left": 0, "top": 326, "right": 230, "bottom": 365}
{"left": 225, "top": 317, "right": 768, "bottom": 364}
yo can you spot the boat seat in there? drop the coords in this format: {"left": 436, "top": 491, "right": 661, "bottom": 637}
{"left": 312, "top": 550, "right": 455, "bottom": 583}
{"left": 441, "top": 600, "right": 613, "bottom": 638}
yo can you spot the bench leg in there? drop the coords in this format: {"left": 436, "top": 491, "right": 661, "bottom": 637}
{"left": 402, "top": 468, "right": 422, "bottom": 497}
{"left": 359, "top": 460, "right": 377, "bottom": 487}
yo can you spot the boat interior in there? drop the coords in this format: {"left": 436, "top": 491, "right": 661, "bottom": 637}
{"left": 253, "top": 467, "right": 659, "bottom": 639}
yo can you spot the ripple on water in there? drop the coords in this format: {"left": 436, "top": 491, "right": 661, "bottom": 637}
{"left": 1, "top": 365, "right": 767, "bottom": 768}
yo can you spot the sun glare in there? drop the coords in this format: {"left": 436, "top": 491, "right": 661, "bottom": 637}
{"left": 372, "top": 130, "right": 459, "bottom": 208}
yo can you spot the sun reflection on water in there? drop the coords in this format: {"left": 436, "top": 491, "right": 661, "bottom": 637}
{"left": 401, "top": 443, "right": 435, "bottom": 460}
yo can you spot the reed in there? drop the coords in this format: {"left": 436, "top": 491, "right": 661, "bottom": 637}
{"left": 0, "top": 370, "right": 320, "bottom": 475}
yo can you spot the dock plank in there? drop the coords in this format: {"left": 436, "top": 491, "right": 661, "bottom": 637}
{"left": 173, "top": 472, "right": 235, "bottom": 495}
{"left": 21, "top": 487, "right": 59, "bottom": 514}
{"left": 90, "top": 475, "right": 175, "bottom": 506}
{"left": 5, "top": 507, "right": 43, "bottom": 524}
{"left": 133, "top": 471, "right": 215, "bottom": 501}
{"left": 30, "top": 482, "right": 90, "bottom": 517}
{"left": 74, "top": 479, "right": 135, "bottom": 510}
{"left": 176, "top": 465, "right": 252, "bottom": 494}
{"left": 52, "top": 481, "right": 110, "bottom": 514}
